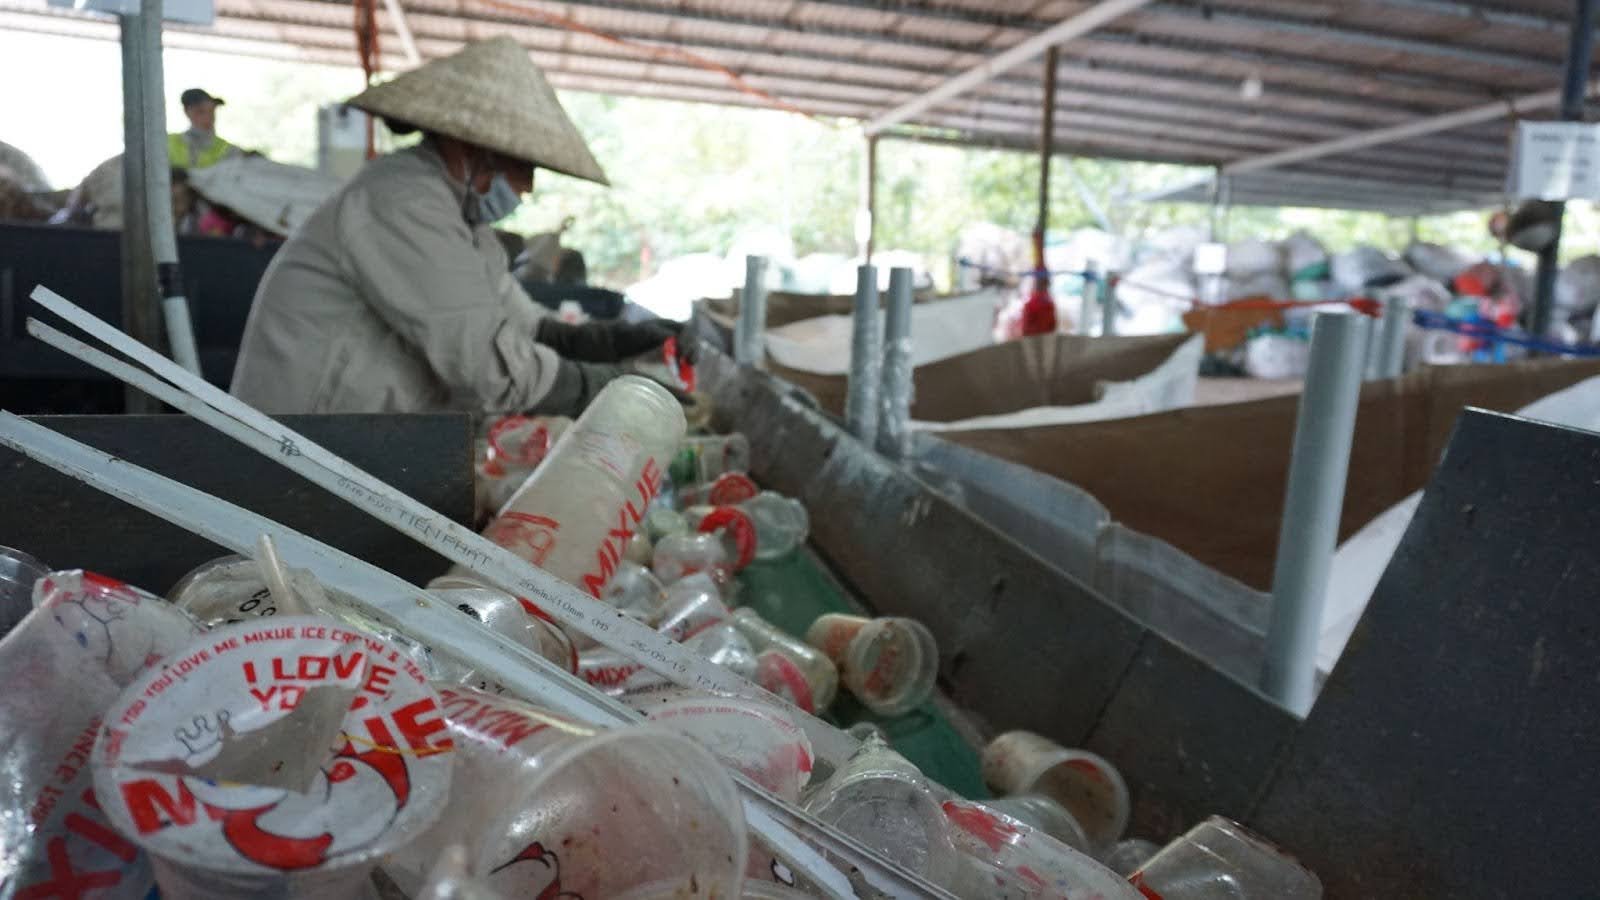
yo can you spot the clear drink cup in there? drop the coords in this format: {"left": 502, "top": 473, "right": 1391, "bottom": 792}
{"left": 1130, "top": 816, "right": 1322, "bottom": 899}
{"left": 669, "top": 433, "right": 752, "bottom": 487}
{"left": 805, "top": 613, "right": 938, "bottom": 717}
{"left": 982, "top": 730, "right": 1131, "bottom": 856}
{"left": 0, "top": 543, "right": 47, "bottom": 637}
{"left": 652, "top": 572, "right": 732, "bottom": 643}
{"left": 731, "top": 608, "right": 838, "bottom": 713}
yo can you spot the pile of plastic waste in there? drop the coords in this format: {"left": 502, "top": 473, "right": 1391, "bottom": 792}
{"left": 0, "top": 374, "right": 1322, "bottom": 898}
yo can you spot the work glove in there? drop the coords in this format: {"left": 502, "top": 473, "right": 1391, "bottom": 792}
{"left": 535, "top": 318, "right": 684, "bottom": 364}
{"left": 530, "top": 358, "right": 690, "bottom": 418}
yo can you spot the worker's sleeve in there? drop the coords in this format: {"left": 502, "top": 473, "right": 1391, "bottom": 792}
{"left": 337, "top": 187, "right": 562, "bottom": 412}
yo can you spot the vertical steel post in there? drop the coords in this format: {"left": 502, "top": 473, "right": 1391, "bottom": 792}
{"left": 1099, "top": 262, "right": 1117, "bottom": 337}
{"left": 140, "top": 0, "right": 202, "bottom": 377}
{"left": 1036, "top": 46, "right": 1058, "bottom": 253}
{"left": 735, "top": 255, "right": 768, "bottom": 368}
{"left": 845, "top": 265, "right": 882, "bottom": 446}
{"left": 858, "top": 134, "right": 878, "bottom": 264}
{"left": 1531, "top": 0, "right": 1597, "bottom": 340}
{"left": 1262, "top": 312, "right": 1371, "bottom": 715}
{"left": 877, "top": 267, "right": 915, "bottom": 460}
{"left": 1379, "top": 294, "right": 1407, "bottom": 379}
{"left": 119, "top": 11, "right": 161, "bottom": 413}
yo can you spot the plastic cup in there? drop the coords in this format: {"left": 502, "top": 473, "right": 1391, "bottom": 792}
{"left": 732, "top": 608, "right": 838, "bottom": 713}
{"left": 92, "top": 616, "right": 455, "bottom": 900}
{"left": 644, "top": 505, "right": 687, "bottom": 542}
{"left": 669, "top": 433, "right": 752, "bottom": 487}
{"left": 646, "top": 694, "right": 814, "bottom": 801}
{"left": 983, "top": 793, "right": 1092, "bottom": 854}
{"left": 653, "top": 572, "right": 731, "bottom": 643}
{"left": 805, "top": 613, "right": 938, "bottom": 717}
{"left": 941, "top": 798, "right": 1143, "bottom": 899}
{"left": 624, "top": 532, "right": 654, "bottom": 566}
{"left": 0, "top": 544, "right": 47, "bottom": 637}
{"left": 429, "top": 577, "right": 577, "bottom": 676}
{"left": 167, "top": 554, "right": 284, "bottom": 625}
{"left": 476, "top": 726, "right": 747, "bottom": 899}
{"left": 1130, "top": 816, "right": 1322, "bottom": 899}
{"left": 982, "top": 730, "right": 1130, "bottom": 855}
{"left": 690, "top": 506, "right": 759, "bottom": 572}
{"left": 478, "top": 414, "right": 558, "bottom": 514}
{"left": 1104, "top": 837, "right": 1163, "bottom": 877}
{"left": 741, "top": 492, "right": 809, "bottom": 561}
{"left": 651, "top": 531, "right": 732, "bottom": 584}
{"left": 678, "top": 471, "right": 760, "bottom": 508}
{"left": 601, "top": 561, "right": 667, "bottom": 623}
{"left": 686, "top": 623, "right": 758, "bottom": 678}
{"left": 577, "top": 646, "right": 668, "bottom": 695}
{"left": 802, "top": 734, "right": 959, "bottom": 885}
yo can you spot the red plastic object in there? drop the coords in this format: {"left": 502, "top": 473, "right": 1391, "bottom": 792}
{"left": 1019, "top": 285, "right": 1058, "bottom": 336}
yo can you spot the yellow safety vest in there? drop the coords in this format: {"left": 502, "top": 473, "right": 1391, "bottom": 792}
{"left": 167, "top": 132, "right": 234, "bottom": 169}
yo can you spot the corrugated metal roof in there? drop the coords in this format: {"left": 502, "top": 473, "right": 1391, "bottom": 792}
{"left": 1, "top": 0, "right": 1587, "bottom": 212}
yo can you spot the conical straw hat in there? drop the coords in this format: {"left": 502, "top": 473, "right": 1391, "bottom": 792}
{"left": 349, "top": 36, "right": 608, "bottom": 185}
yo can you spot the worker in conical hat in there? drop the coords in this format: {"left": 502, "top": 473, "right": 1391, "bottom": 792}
{"left": 231, "top": 37, "right": 681, "bottom": 416}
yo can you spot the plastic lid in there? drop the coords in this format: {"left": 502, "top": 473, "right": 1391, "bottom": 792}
{"left": 697, "top": 507, "right": 758, "bottom": 571}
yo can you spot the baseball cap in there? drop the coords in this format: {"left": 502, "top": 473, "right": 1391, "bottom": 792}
{"left": 180, "top": 88, "right": 224, "bottom": 108}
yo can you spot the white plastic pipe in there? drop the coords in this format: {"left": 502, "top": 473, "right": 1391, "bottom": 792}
{"left": 877, "top": 267, "right": 915, "bottom": 459}
{"left": 1261, "top": 312, "right": 1371, "bottom": 715}
{"left": 1378, "top": 294, "right": 1407, "bottom": 379}
{"left": 845, "top": 264, "right": 881, "bottom": 445}
{"left": 735, "top": 254, "right": 768, "bottom": 367}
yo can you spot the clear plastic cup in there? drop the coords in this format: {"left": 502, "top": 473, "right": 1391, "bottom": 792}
{"left": 682, "top": 505, "right": 759, "bottom": 572}
{"left": 687, "top": 623, "right": 759, "bottom": 678}
{"left": 805, "top": 613, "right": 938, "bottom": 717}
{"left": 677, "top": 471, "right": 761, "bottom": 508}
{"left": 1130, "top": 816, "right": 1322, "bottom": 899}
{"left": 624, "top": 532, "right": 654, "bottom": 566}
{"left": 941, "top": 799, "right": 1144, "bottom": 899}
{"left": 429, "top": 577, "right": 577, "bottom": 676}
{"left": 91, "top": 616, "right": 454, "bottom": 900}
{"left": 601, "top": 562, "right": 668, "bottom": 623}
{"left": 646, "top": 694, "right": 814, "bottom": 800}
{"left": 802, "top": 734, "right": 959, "bottom": 885}
{"left": 576, "top": 646, "right": 663, "bottom": 695}
{"left": 1, "top": 571, "right": 200, "bottom": 899}
{"left": 741, "top": 492, "right": 809, "bottom": 561}
{"left": 983, "top": 793, "right": 1092, "bottom": 855}
{"left": 477, "top": 414, "right": 562, "bottom": 515}
{"left": 669, "top": 433, "right": 752, "bottom": 487}
{"left": 653, "top": 572, "right": 731, "bottom": 643}
{"left": 1104, "top": 837, "right": 1163, "bottom": 877}
{"left": 449, "top": 376, "right": 686, "bottom": 600}
{"left": 732, "top": 608, "right": 838, "bottom": 713}
{"left": 477, "top": 726, "right": 747, "bottom": 898}
{"left": 651, "top": 531, "right": 733, "bottom": 584}
{"left": 0, "top": 544, "right": 47, "bottom": 637}
{"left": 167, "top": 553, "right": 284, "bottom": 625}
{"left": 982, "top": 730, "right": 1130, "bottom": 855}
{"left": 644, "top": 505, "right": 687, "bottom": 542}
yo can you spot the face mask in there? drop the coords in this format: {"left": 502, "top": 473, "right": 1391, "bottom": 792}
{"left": 467, "top": 172, "right": 522, "bottom": 225}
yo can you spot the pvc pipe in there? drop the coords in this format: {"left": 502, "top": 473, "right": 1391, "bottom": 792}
{"left": 845, "top": 264, "right": 881, "bottom": 446}
{"left": 876, "top": 267, "right": 914, "bottom": 460}
{"left": 1378, "top": 294, "right": 1407, "bottom": 379}
{"left": 1261, "top": 312, "right": 1370, "bottom": 716}
{"left": 735, "top": 255, "right": 768, "bottom": 367}
{"left": 1099, "top": 268, "right": 1117, "bottom": 337}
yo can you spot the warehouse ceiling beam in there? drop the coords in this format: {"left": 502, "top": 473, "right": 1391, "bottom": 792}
{"left": 861, "top": 0, "right": 1158, "bottom": 135}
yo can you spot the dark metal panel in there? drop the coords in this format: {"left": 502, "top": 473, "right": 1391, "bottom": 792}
{"left": 0, "top": 413, "right": 475, "bottom": 593}
{"left": 1254, "top": 409, "right": 1600, "bottom": 899}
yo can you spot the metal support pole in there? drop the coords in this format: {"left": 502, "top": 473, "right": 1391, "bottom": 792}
{"left": 1098, "top": 262, "right": 1117, "bottom": 336}
{"left": 1078, "top": 266, "right": 1097, "bottom": 336}
{"left": 1532, "top": 0, "right": 1597, "bottom": 340}
{"left": 858, "top": 135, "right": 877, "bottom": 264}
{"left": 119, "top": 12, "right": 161, "bottom": 413}
{"left": 139, "top": 0, "right": 202, "bottom": 377}
{"left": 845, "top": 264, "right": 882, "bottom": 446}
{"left": 877, "top": 267, "right": 914, "bottom": 460}
{"left": 1262, "top": 312, "right": 1371, "bottom": 716}
{"left": 1379, "top": 295, "right": 1407, "bottom": 379}
{"left": 735, "top": 255, "right": 768, "bottom": 367}
{"left": 1035, "top": 46, "right": 1058, "bottom": 255}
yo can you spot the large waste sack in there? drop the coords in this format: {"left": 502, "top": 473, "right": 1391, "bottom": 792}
{"left": 1281, "top": 230, "right": 1329, "bottom": 280}
{"left": 0, "top": 571, "right": 202, "bottom": 898}
{"left": 1330, "top": 246, "right": 1412, "bottom": 293}
{"left": 186, "top": 155, "right": 344, "bottom": 237}
{"left": 1404, "top": 241, "right": 1479, "bottom": 284}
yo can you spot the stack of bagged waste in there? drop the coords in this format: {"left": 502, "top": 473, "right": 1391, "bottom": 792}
{"left": 0, "top": 370, "right": 1324, "bottom": 897}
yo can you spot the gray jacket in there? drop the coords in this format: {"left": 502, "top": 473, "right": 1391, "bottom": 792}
{"left": 230, "top": 143, "right": 559, "bottom": 413}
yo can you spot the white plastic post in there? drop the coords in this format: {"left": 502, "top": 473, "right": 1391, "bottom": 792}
{"left": 735, "top": 255, "right": 769, "bottom": 367}
{"left": 1261, "top": 312, "right": 1371, "bottom": 715}
{"left": 845, "top": 264, "right": 882, "bottom": 445}
{"left": 877, "top": 267, "right": 915, "bottom": 459}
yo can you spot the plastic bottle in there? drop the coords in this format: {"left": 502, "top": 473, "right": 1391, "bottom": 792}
{"left": 1130, "top": 816, "right": 1322, "bottom": 899}
{"left": 669, "top": 433, "right": 751, "bottom": 487}
{"left": 804, "top": 613, "right": 938, "bottom": 717}
{"left": 441, "top": 376, "right": 686, "bottom": 602}
{"left": 731, "top": 607, "right": 838, "bottom": 713}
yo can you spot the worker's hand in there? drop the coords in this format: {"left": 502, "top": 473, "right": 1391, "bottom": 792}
{"left": 535, "top": 318, "right": 683, "bottom": 364}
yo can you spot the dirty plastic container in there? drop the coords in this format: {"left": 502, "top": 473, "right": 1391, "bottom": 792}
{"left": 430, "top": 575, "right": 577, "bottom": 675}
{"left": 92, "top": 616, "right": 453, "bottom": 900}
{"left": 1130, "top": 816, "right": 1322, "bottom": 899}
{"left": 982, "top": 730, "right": 1130, "bottom": 855}
{"left": 803, "top": 734, "right": 958, "bottom": 886}
{"left": 446, "top": 376, "right": 686, "bottom": 600}
{"left": 732, "top": 608, "right": 838, "bottom": 713}
{"left": 942, "top": 798, "right": 1144, "bottom": 899}
{"left": 652, "top": 531, "right": 733, "bottom": 584}
{"left": 0, "top": 544, "right": 47, "bottom": 637}
{"left": 805, "top": 613, "right": 938, "bottom": 716}
{"left": 646, "top": 694, "right": 814, "bottom": 800}
{"left": 600, "top": 562, "right": 667, "bottom": 623}
{"left": 983, "top": 793, "right": 1092, "bottom": 854}
{"left": 669, "top": 433, "right": 751, "bottom": 487}
{"left": 653, "top": 572, "right": 731, "bottom": 643}
{"left": 476, "top": 726, "right": 747, "bottom": 898}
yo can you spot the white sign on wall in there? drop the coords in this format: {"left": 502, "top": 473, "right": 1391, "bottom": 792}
{"left": 1508, "top": 121, "right": 1600, "bottom": 201}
